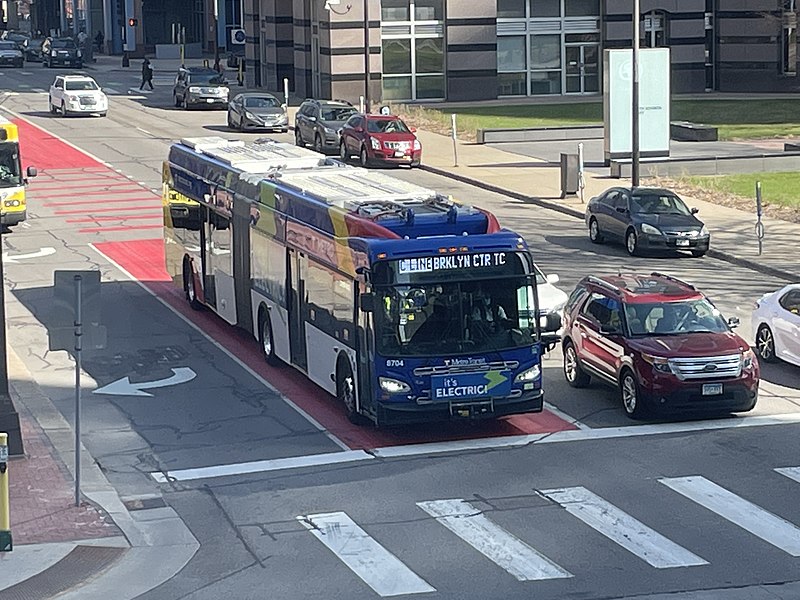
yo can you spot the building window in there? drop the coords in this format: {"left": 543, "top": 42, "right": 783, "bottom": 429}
{"left": 531, "top": 0, "right": 560, "bottom": 18}
{"left": 381, "top": 1, "right": 445, "bottom": 100}
{"left": 498, "top": 0, "right": 526, "bottom": 19}
{"left": 565, "top": 0, "right": 599, "bottom": 17}
{"left": 530, "top": 34, "right": 561, "bottom": 94}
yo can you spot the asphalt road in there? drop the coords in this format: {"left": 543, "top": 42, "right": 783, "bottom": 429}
{"left": 1, "top": 64, "right": 799, "bottom": 599}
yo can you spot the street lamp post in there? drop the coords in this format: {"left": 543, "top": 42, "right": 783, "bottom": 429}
{"left": 631, "top": 0, "right": 640, "bottom": 187}
{"left": 363, "top": 0, "right": 371, "bottom": 113}
{"left": 0, "top": 226, "right": 24, "bottom": 457}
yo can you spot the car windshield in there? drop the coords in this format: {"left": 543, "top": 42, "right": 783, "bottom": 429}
{"left": 375, "top": 278, "right": 540, "bottom": 357}
{"left": 244, "top": 96, "right": 280, "bottom": 108}
{"left": 631, "top": 193, "right": 691, "bottom": 215}
{"left": 190, "top": 72, "right": 226, "bottom": 85}
{"left": 65, "top": 80, "right": 99, "bottom": 91}
{"left": 367, "top": 118, "right": 411, "bottom": 134}
{"left": 0, "top": 42, "right": 17, "bottom": 50}
{"left": 52, "top": 39, "right": 76, "bottom": 49}
{"left": 321, "top": 106, "right": 356, "bottom": 121}
{"left": 624, "top": 298, "right": 729, "bottom": 336}
{"left": 0, "top": 143, "right": 22, "bottom": 187}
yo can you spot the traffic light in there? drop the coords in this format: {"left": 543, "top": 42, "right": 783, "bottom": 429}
{"left": 128, "top": 18, "right": 138, "bottom": 27}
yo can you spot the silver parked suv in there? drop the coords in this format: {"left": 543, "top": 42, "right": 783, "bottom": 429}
{"left": 173, "top": 67, "right": 229, "bottom": 110}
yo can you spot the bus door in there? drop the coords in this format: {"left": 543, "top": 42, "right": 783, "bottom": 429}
{"left": 200, "top": 207, "right": 216, "bottom": 309}
{"left": 356, "top": 284, "right": 375, "bottom": 414}
{"left": 287, "top": 249, "right": 308, "bottom": 371}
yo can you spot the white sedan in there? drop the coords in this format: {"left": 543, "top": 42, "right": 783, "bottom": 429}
{"left": 752, "top": 284, "right": 800, "bottom": 367}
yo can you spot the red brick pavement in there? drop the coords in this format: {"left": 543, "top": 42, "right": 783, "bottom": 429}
{"left": 8, "top": 406, "right": 120, "bottom": 545}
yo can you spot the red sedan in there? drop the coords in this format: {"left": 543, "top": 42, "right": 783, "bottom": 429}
{"left": 339, "top": 113, "right": 422, "bottom": 167}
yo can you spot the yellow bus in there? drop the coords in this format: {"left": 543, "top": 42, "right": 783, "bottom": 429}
{"left": 0, "top": 116, "right": 37, "bottom": 226}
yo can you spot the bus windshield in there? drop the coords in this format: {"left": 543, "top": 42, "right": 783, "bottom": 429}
{"left": 0, "top": 143, "right": 22, "bottom": 187}
{"left": 375, "top": 277, "right": 539, "bottom": 356}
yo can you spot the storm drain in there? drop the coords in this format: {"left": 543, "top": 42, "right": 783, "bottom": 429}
{"left": 0, "top": 544, "right": 127, "bottom": 600}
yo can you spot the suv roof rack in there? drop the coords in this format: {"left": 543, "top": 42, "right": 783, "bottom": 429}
{"left": 650, "top": 272, "right": 695, "bottom": 290}
{"left": 587, "top": 275, "right": 620, "bottom": 294}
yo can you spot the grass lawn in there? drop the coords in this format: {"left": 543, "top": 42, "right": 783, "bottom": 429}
{"left": 402, "top": 99, "right": 800, "bottom": 141}
{"left": 684, "top": 172, "right": 800, "bottom": 210}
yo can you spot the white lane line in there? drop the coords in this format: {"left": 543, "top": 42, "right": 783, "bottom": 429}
{"left": 660, "top": 476, "right": 800, "bottom": 556}
{"left": 149, "top": 449, "right": 373, "bottom": 483}
{"left": 136, "top": 127, "right": 152, "bottom": 135}
{"left": 541, "top": 486, "right": 708, "bottom": 568}
{"left": 104, "top": 87, "right": 120, "bottom": 95}
{"left": 417, "top": 499, "right": 572, "bottom": 581}
{"left": 298, "top": 512, "right": 435, "bottom": 597}
{"left": 31, "top": 88, "right": 45, "bottom": 93}
{"left": 20, "top": 71, "right": 32, "bottom": 75}
{"left": 89, "top": 243, "right": 350, "bottom": 453}
{"left": 775, "top": 466, "right": 800, "bottom": 484}
{"left": 544, "top": 401, "right": 590, "bottom": 430}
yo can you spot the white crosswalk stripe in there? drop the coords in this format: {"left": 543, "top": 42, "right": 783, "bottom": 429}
{"left": 541, "top": 486, "right": 708, "bottom": 568}
{"left": 775, "top": 466, "right": 800, "bottom": 484}
{"left": 298, "top": 511, "right": 435, "bottom": 597}
{"left": 660, "top": 475, "right": 800, "bottom": 556}
{"left": 103, "top": 87, "right": 120, "bottom": 95}
{"left": 417, "top": 498, "right": 572, "bottom": 581}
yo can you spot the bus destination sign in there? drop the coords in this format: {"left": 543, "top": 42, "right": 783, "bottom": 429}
{"left": 398, "top": 252, "right": 507, "bottom": 274}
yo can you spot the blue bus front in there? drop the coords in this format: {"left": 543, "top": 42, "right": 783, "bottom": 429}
{"left": 363, "top": 243, "right": 553, "bottom": 425}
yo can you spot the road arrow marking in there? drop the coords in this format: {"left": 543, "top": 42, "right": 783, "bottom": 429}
{"left": 2, "top": 247, "right": 56, "bottom": 263}
{"left": 93, "top": 367, "right": 196, "bottom": 397}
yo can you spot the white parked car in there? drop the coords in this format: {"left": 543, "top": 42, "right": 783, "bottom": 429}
{"left": 752, "top": 284, "right": 800, "bottom": 367}
{"left": 49, "top": 74, "right": 108, "bottom": 117}
{"left": 536, "top": 266, "right": 568, "bottom": 317}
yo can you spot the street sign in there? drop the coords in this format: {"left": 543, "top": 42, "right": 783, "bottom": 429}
{"left": 48, "top": 270, "right": 107, "bottom": 352}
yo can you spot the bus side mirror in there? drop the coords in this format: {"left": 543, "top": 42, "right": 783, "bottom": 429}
{"left": 539, "top": 312, "right": 562, "bottom": 333}
{"left": 26, "top": 166, "right": 37, "bottom": 178}
{"left": 360, "top": 293, "right": 376, "bottom": 313}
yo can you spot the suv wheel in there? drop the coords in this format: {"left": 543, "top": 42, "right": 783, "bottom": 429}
{"left": 589, "top": 218, "right": 604, "bottom": 244}
{"left": 755, "top": 324, "right": 778, "bottom": 363}
{"left": 620, "top": 368, "right": 646, "bottom": 419}
{"left": 339, "top": 142, "right": 349, "bottom": 163}
{"left": 60, "top": 102, "right": 67, "bottom": 117}
{"left": 359, "top": 146, "right": 370, "bottom": 168}
{"left": 625, "top": 228, "right": 640, "bottom": 256}
{"left": 295, "top": 128, "right": 304, "bottom": 146}
{"left": 314, "top": 134, "right": 323, "bottom": 153}
{"left": 563, "top": 341, "right": 590, "bottom": 388}
{"left": 691, "top": 249, "right": 706, "bottom": 258}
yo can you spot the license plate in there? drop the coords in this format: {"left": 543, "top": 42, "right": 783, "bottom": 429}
{"left": 394, "top": 150, "right": 405, "bottom": 157}
{"left": 206, "top": 98, "right": 215, "bottom": 103}
{"left": 676, "top": 239, "right": 690, "bottom": 247}
{"left": 702, "top": 383, "right": 723, "bottom": 396}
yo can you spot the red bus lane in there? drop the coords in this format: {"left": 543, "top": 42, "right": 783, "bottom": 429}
{"left": 17, "top": 116, "right": 578, "bottom": 452}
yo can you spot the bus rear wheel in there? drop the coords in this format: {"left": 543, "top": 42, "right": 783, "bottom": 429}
{"left": 337, "top": 360, "right": 362, "bottom": 425}
{"left": 259, "top": 309, "right": 280, "bottom": 366}
{"left": 182, "top": 258, "right": 202, "bottom": 310}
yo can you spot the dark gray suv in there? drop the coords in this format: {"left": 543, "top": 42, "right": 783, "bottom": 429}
{"left": 173, "top": 67, "right": 230, "bottom": 110}
{"left": 295, "top": 99, "right": 357, "bottom": 154}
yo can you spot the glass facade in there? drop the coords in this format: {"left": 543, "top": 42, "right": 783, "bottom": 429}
{"left": 381, "top": 0, "right": 445, "bottom": 100}
{"left": 497, "top": 0, "right": 601, "bottom": 96}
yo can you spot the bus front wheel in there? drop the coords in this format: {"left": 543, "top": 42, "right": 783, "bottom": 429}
{"left": 259, "top": 309, "right": 280, "bottom": 366}
{"left": 337, "top": 359, "right": 362, "bottom": 425}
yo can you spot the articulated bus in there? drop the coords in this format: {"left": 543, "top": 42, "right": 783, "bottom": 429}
{"left": 163, "top": 136, "right": 560, "bottom": 426}
{"left": 0, "top": 116, "right": 37, "bottom": 226}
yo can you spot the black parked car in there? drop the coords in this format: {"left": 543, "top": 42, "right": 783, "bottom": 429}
{"left": 585, "top": 187, "right": 710, "bottom": 257}
{"left": 227, "top": 92, "right": 288, "bottom": 132}
{"left": 295, "top": 99, "right": 357, "bottom": 154}
{"left": 0, "top": 41, "right": 24, "bottom": 67}
{"left": 43, "top": 38, "right": 82, "bottom": 68}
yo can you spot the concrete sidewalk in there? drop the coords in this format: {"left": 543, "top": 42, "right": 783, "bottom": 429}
{"left": 415, "top": 129, "right": 799, "bottom": 282}
{"left": 0, "top": 346, "right": 199, "bottom": 599}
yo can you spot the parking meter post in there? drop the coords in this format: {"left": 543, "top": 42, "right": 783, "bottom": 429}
{"left": 359, "top": 95, "right": 365, "bottom": 114}
{"left": 451, "top": 113, "right": 458, "bottom": 167}
{"left": 755, "top": 181, "right": 764, "bottom": 256}
{"left": 73, "top": 275, "right": 83, "bottom": 507}
{"left": 0, "top": 432, "right": 10, "bottom": 552}
{"left": 283, "top": 78, "right": 290, "bottom": 107}
{"left": 238, "top": 60, "right": 244, "bottom": 86}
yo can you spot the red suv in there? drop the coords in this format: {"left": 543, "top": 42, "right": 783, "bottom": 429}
{"left": 339, "top": 113, "right": 421, "bottom": 168}
{"left": 561, "top": 273, "right": 759, "bottom": 419}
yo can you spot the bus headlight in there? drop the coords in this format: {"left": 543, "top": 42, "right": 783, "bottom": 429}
{"left": 379, "top": 377, "right": 411, "bottom": 394}
{"left": 515, "top": 365, "right": 540, "bottom": 382}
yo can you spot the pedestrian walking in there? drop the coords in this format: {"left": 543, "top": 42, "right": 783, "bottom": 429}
{"left": 94, "top": 30, "right": 104, "bottom": 53}
{"left": 139, "top": 58, "right": 154, "bottom": 90}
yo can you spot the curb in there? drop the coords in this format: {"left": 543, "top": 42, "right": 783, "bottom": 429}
{"left": 421, "top": 164, "right": 798, "bottom": 283}
{"left": 4, "top": 347, "right": 199, "bottom": 599}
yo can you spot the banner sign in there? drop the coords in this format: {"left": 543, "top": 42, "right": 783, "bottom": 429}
{"left": 603, "top": 48, "right": 671, "bottom": 160}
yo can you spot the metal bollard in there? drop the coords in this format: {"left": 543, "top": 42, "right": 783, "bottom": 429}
{"left": 0, "top": 432, "right": 11, "bottom": 552}
{"left": 755, "top": 181, "right": 765, "bottom": 256}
